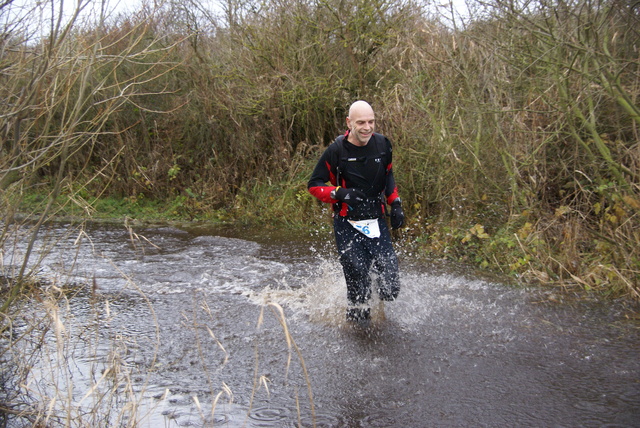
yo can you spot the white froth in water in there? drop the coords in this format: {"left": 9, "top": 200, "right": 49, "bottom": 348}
{"left": 249, "top": 258, "right": 396, "bottom": 326}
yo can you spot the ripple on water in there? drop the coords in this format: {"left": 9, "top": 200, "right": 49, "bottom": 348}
{"left": 248, "top": 404, "right": 291, "bottom": 426}
{"left": 298, "top": 412, "right": 345, "bottom": 427}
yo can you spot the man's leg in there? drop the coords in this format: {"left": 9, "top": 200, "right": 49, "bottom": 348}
{"left": 371, "top": 219, "right": 400, "bottom": 301}
{"left": 334, "top": 217, "right": 373, "bottom": 320}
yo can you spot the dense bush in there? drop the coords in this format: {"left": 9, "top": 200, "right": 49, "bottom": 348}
{"left": 1, "top": 0, "right": 638, "bottom": 296}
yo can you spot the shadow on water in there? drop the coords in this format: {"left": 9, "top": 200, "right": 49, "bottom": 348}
{"left": 2, "top": 221, "right": 639, "bottom": 427}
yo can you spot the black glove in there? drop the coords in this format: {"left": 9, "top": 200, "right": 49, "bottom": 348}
{"left": 333, "top": 187, "right": 366, "bottom": 205}
{"left": 390, "top": 199, "right": 405, "bottom": 229}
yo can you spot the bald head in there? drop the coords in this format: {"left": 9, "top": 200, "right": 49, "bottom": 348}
{"left": 348, "top": 100, "right": 374, "bottom": 118}
{"left": 346, "top": 101, "right": 375, "bottom": 146}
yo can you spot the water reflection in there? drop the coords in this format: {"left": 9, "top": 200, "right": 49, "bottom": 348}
{"left": 2, "top": 222, "right": 639, "bottom": 427}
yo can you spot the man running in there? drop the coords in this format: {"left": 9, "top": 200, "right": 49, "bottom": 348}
{"left": 308, "top": 100, "right": 405, "bottom": 322}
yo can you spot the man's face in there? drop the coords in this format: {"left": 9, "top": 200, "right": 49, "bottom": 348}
{"left": 346, "top": 107, "right": 375, "bottom": 146}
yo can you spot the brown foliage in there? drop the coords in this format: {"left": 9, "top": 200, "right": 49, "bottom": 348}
{"left": 1, "top": 0, "right": 638, "bottom": 296}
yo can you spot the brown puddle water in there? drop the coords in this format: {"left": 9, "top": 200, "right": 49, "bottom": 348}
{"left": 1, "top": 222, "right": 638, "bottom": 427}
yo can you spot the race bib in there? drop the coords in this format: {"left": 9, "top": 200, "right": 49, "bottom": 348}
{"left": 348, "top": 218, "right": 380, "bottom": 239}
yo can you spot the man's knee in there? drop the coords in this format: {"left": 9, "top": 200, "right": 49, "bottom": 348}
{"left": 378, "top": 281, "right": 400, "bottom": 301}
{"left": 340, "top": 251, "right": 369, "bottom": 277}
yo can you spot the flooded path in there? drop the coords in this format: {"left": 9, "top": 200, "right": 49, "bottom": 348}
{"left": 2, "top": 222, "right": 639, "bottom": 427}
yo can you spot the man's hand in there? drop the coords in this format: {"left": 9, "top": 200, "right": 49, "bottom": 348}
{"left": 390, "top": 199, "right": 405, "bottom": 229}
{"left": 332, "top": 187, "right": 367, "bottom": 205}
